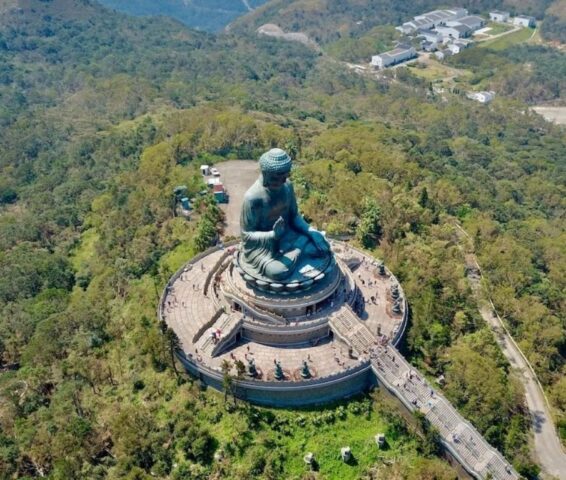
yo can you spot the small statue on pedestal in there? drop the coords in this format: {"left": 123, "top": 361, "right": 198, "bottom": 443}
{"left": 247, "top": 358, "right": 258, "bottom": 378}
{"left": 300, "top": 360, "right": 311, "bottom": 379}
{"left": 274, "top": 361, "right": 284, "bottom": 380}
{"left": 391, "top": 284, "right": 399, "bottom": 300}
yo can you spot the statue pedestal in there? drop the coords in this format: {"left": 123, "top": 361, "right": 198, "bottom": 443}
{"left": 227, "top": 251, "right": 342, "bottom": 320}
{"left": 234, "top": 249, "right": 336, "bottom": 294}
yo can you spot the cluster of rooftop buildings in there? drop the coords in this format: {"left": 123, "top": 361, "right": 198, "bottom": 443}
{"left": 372, "top": 8, "right": 484, "bottom": 69}
{"left": 489, "top": 10, "right": 536, "bottom": 27}
{"left": 372, "top": 7, "right": 537, "bottom": 69}
{"left": 397, "top": 8, "right": 484, "bottom": 37}
{"left": 401, "top": 8, "right": 485, "bottom": 54}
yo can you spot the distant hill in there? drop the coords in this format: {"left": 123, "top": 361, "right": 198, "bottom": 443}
{"left": 232, "top": 0, "right": 562, "bottom": 43}
{"left": 96, "top": 0, "right": 269, "bottom": 31}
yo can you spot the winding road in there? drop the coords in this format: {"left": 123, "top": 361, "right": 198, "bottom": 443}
{"left": 455, "top": 224, "right": 566, "bottom": 479}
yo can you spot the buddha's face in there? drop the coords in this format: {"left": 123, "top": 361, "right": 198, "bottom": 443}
{"left": 263, "top": 170, "right": 290, "bottom": 190}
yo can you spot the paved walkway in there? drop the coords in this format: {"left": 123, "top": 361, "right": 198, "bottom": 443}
{"left": 163, "top": 241, "right": 404, "bottom": 372}
{"left": 336, "top": 247, "right": 401, "bottom": 335}
{"left": 163, "top": 249, "right": 225, "bottom": 351}
{"left": 330, "top": 311, "right": 520, "bottom": 480}
{"left": 455, "top": 224, "right": 566, "bottom": 480}
{"left": 219, "top": 337, "right": 358, "bottom": 380}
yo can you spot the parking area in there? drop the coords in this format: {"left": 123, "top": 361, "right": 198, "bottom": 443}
{"left": 212, "top": 160, "right": 259, "bottom": 238}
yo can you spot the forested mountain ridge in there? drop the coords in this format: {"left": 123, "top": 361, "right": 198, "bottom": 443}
{"left": 0, "top": 0, "right": 565, "bottom": 478}
{"left": 97, "top": 0, "right": 269, "bottom": 32}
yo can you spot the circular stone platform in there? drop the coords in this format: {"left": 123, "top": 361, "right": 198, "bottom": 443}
{"left": 159, "top": 240, "right": 408, "bottom": 407}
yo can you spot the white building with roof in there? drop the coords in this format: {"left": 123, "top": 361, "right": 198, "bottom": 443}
{"left": 422, "top": 41, "right": 438, "bottom": 52}
{"left": 445, "top": 7, "right": 468, "bottom": 19}
{"left": 434, "top": 50, "right": 450, "bottom": 60}
{"left": 436, "top": 24, "right": 471, "bottom": 39}
{"left": 489, "top": 10, "right": 510, "bottom": 23}
{"left": 513, "top": 15, "right": 536, "bottom": 27}
{"left": 448, "top": 41, "right": 468, "bottom": 54}
{"left": 467, "top": 91, "right": 496, "bottom": 103}
{"left": 448, "top": 15, "right": 485, "bottom": 31}
{"left": 398, "top": 8, "right": 468, "bottom": 34}
{"left": 418, "top": 28, "right": 442, "bottom": 43}
{"left": 371, "top": 46, "right": 417, "bottom": 69}
{"left": 414, "top": 9, "right": 453, "bottom": 24}
{"left": 399, "top": 18, "right": 434, "bottom": 34}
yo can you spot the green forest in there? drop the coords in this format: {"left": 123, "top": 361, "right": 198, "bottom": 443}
{"left": 0, "top": 0, "right": 564, "bottom": 479}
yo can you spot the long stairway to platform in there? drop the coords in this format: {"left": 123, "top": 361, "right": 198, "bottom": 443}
{"left": 329, "top": 309, "right": 520, "bottom": 480}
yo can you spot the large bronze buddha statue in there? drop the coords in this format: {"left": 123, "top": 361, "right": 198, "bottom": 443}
{"left": 237, "top": 148, "right": 333, "bottom": 289}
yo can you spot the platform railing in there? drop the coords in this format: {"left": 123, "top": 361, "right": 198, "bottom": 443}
{"left": 178, "top": 349, "right": 372, "bottom": 389}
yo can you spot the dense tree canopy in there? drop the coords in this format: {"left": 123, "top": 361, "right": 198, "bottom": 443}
{"left": 0, "top": 0, "right": 564, "bottom": 478}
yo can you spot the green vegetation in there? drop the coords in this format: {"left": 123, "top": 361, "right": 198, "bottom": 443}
{"left": 449, "top": 44, "right": 566, "bottom": 103}
{"left": 479, "top": 27, "right": 534, "bottom": 50}
{"left": 325, "top": 25, "right": 400, "bottom": 63}
{"left": 541, "top": 0, "right": 566, "bottom": 43}
{"left": 406, "top": 60, "right": 471, "bottom": 83}
{"left": 484, "top": 21, "right": 515, "bottom": 35}
{"left": 0, "top": 0, "right": 565, "bottom": 478}
{"left": 199, "top": 392, "right": 455, "bottom": 480}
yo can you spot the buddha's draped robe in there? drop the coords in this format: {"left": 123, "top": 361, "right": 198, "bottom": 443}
{"left": 240, "top": 178, "right": 311, "bottom": 279}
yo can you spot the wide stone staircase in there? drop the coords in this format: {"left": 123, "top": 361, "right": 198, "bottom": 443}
{"left": 196, "top": 313, "right": 243, "bottom": 357}
{"left": 329, "top": 307, "right": 520, "bottom": 480}
{"left": 330, "top": 305, "right": 373, "bottom": 355}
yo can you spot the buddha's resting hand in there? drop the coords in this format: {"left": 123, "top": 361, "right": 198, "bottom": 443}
{"left": 308, "top": 229, "right": 330, "bottom": 253}
{"left": 273, "top": 216, "right": 285, "bottom": 240}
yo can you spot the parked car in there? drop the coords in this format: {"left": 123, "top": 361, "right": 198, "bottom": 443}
{"left": 210, "top": 167, "right": 220, "bottom": 176}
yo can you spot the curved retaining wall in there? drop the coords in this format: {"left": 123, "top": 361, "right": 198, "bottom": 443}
{"left": 178, "top": 352, "right": 376, "bottom": 407}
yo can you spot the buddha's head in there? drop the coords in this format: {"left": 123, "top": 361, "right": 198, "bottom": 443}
{"left": 259, "top": 148, "right": 292, "bottom": 190}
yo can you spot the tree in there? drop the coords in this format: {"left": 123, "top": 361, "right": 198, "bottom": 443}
{"left": 234, "top": 359, "right": 246, "bottom": 380}
{"left": 0, "top": 336, "right": 4, "bottom": 367}
{"left": 221, "top": 359, "right": 233, "bottom": 404}
{"left": 356, "top": 197, "right": 382, "bottom": 248}
{"left": 163, "top": 324, "right": 181, "bottom": 380}
{"left": 418, "top": 187, "right": 429, "bottom": 208}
